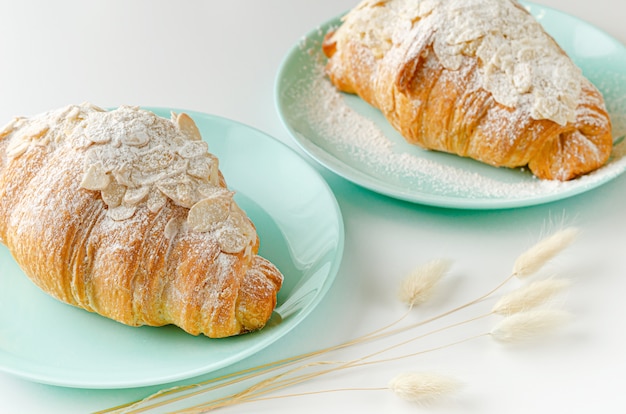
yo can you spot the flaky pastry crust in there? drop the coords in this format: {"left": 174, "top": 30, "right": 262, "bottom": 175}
{"left": 0, "top": 103, "right": 283, "bottom": 338}
{"left": 322, "top": 0, "right": 613, "bottom": 180}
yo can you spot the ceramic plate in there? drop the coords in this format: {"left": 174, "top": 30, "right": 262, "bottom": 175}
{"left": 275, "top": 1, "right": 626, "bottom": 209}
{"left": 0, "top": 109, "right": 344, "bottom": 389}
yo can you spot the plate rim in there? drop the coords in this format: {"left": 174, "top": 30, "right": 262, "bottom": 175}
{"left": 0, "top": 108, "right": 345, "bottom": 389}
{"left": 274, "top": 1, "right": 626, "bottom": 210}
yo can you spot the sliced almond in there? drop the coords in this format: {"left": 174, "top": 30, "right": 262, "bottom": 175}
{"left": 101, "top": 181, "right": 126, "bottom": 208}
{"left": 65, "top": 106, "right": 82, "bottom": 122}
{"left": 147, "top": 189, "right": 168, "bottom": 213}
{"left": 71, "top": 133, "right": 94, "bottom": 150}
{"left": 112, "top": 166, "right": 134, "bottom": 187}
{"left": 218, "top": 227, "right": 247, "bottom": 254}
{"left": 108, "top": 204, "right": 136, "bottom": 221}
{"left": 164, "top": 217, "right": 182, "bottom": 240}
{"left": 208, "top": 157, "right": 220, "bottom": 185}
{"left": 218, "top": 205, "right": 256, "bottom": 254}
{"left": 0, "top": 117, "right": 21, "bottom": 139}
{"left": 135, "top": 145, "right": 175, "bottom": 173}
{"left": 84, "top": 128, "right": 111, "bottom": 144}
{"left": 123, "top": 185, "right": 150, "bottom": 205}
{"left": 121, "top": 128, "right": 150, "bottom": 147}
{"left": 84, "top": 102, "right": 106, "bottom": 112}
{"left": 187, "top": 157, "right": 212, "bottom": 179}
{"left": 173, "top": 112, "right": 202, "bottom": 141}
{"left": 177, "top": 141, "right": 208, "bottom": 159}
{"left": 157, "top": 179, "right": 196, "bottom": 208}
{"left": 6, "top": 139, "right": 30, "bottom": 159}
{"left": 229, "top": 204, "right": 256, "bottom": 242}
{"left": 25, "top": 123, "right": 49, "bottom": 140}
{"left": 81, "top": 162, "right": 111, "bottom": 190}
{"left": 195, "top": 182, "right": 224, "bottom": 199}
{"left": 187, "top": 193, "right": 233, "bottom": 232}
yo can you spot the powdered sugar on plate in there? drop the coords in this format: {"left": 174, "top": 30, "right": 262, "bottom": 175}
{"left": 276, "top": 7, "right": 626, "bottom": 208}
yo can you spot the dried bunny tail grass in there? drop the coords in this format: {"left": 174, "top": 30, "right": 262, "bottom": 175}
{"left": 490, "top": 309, "right": 571, "bottom": 343}
{"left": 491, "top": 278, "right": 570, "bottom": 315}
{"left": 512, "top": 227, "right": 580, "bottom": 278}
{"left": 98, "top": 228, "right": 580, "bottom": 414}
{"left": 398, "top": 259, "right": 452, "bottom": 307}
{"left": 388, "top": 372, "right": 461, "bottom": 404}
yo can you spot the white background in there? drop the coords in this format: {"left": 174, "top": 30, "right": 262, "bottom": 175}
{"left": 1, "top": 1, "right": 625, "bottom": 413}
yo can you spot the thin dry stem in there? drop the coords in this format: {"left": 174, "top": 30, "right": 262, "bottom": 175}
{"left": 104, "top": 229, "right": 577, "bottom": 413}
{"left": 181, "top": 334, "right": 484, "bottom": 412}
{"left": 178, "top": 312, "right": 492, "bottom": 413}
{"left": 104, "top": 307, "right": 418, "bottom": 414}
{"left": 101, "top": 275, "right": 513, "bottom": 414}
{"left": 178, "top": 387, "right": 390, "bottom": 414}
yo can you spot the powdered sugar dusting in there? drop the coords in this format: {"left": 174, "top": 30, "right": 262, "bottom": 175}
{"left": 0, "top": 104, "right": 283, "bottom": 337}
{"left": 280, "top": 26, "right": 626, "bottom": 205}
{"left": 3, "top": 103, "right": 257, "bottom": 255}
{"left": 332, "top": 0, "right": 585, "bottom": 125}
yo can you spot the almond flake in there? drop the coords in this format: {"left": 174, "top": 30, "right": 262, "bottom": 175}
{"left": 136, "top": 146, "right": 176, "bottom": 172}
{"left": 187, "top": 157, "right": 212, "bottom": 179}
{"left": 209, "top": 159, "right": 220, "bottom": 184}
{"left": 66, "top": 106, "right": 81, "bottom": 122}
{"left": 177, "top": 141, "right": 208, "bottom": 159}
{"left": 25, "top": 124, "right": 50, "bottom": 140}
{"left": 218, "top": 228, "right": 247, "bottom": 254}
{"left": 187, "top": 193, "right": 233, "bottom": 232}
{"left": 101, "top": 181, "right": 126, "bottom": 208}
{"left": 121, "top": 128, "right": 150, "bottom": 147}
{"left": 195, "top": 183, "right": 226, "bottom": 199}
{"left": 112, "top": 167, "right": 134, "bottom": 187}
{"left": 85, "top": 129, "right": 111, "bottom": 144}
{"left": 108, "top": 204, "right": 136, "bottom": 221}
{"left": 174, "top": 112, "right": 202, "bottom": 141}
{"left": 6, "top": 139, "right": 30, "bottom": 159}
{"left": 0, "top": 117, "right": 21, "bottom": 139}
{"left": 147, "top": 189, "right": 168, "bottom": 213}
{"left": 164, "top": 217, "right": 182, "bottom": 240}
{"left": 123, "top": 185, "right": 150, "bottom": 205}
{"left": 157, "top": 180, "right": 196, "bottom": 208}
{"left": 70, "top": 133, "right": 93, "bottom": 150}
{"left": 229, "top": 204, "right": 256, "bottom": 243}
{"left": 81, "top": 162, "right": 111, "bottom": 190}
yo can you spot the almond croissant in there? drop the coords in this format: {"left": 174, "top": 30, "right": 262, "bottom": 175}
{"left": 0, "top": 103, "right": 283, "bottom": 338}
{"left": 322, "top": 0, "right": 613, "bottom": 180}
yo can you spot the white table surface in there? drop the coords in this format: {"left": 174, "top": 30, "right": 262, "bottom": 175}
{"left": 1, "top": 1, "right": 625, "bottom": 413}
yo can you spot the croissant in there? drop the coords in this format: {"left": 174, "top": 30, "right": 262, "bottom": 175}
{"left": 0, "top": 103, "right": 283, "bottom": 338}
{"left": 322, "top": 0, "right": 613, "bottom": 180}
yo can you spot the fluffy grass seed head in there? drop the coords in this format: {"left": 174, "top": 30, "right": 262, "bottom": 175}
{"left": 492, "top": 278, "right": 570, "bottom": 315}
{"left": 491, "top": 309, "right": 571, "bottom": 343}
{"left": 512, "top": 227, "right": 579, "bottom": 279}
{"left": 389, "top": 372, "right": 460, "bottom": 404}
{"left": 398, "top": 259, "right": 452, "bottom": 307}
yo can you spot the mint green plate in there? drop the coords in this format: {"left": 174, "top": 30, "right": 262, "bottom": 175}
{"left": 275, "top": 1, "right": 626, "bottom": 209}
{"left": 0, "top": 109, "right": 344, "bottom": 389}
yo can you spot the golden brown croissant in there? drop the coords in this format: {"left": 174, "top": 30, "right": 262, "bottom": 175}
{"left": 322, "top": 0, "right": 613, "bottom": 180}
{"left": 0, "top": 103, "right": 283, "bottom": 338}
